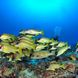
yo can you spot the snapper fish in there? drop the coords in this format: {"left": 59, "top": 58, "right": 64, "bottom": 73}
{"left": 50, "top": 39, "right": 58, "bottom": 46}
{"left": 0, "top": 34, "right": 11, "bottom": 40}
{"left": 0, "top": 34, "right": 17, "bottom": 42}
{"left": 31, "top": 50, "right": 55, "bottom": 59}
{"left": 18, "top": 36, "right": 35, "bottom": 44}
{"left": 56, "top": 45, "right": 71, "bottom": 56}
{"left": 15, "top": 42, "right": 36, "bottom": 50}
{"left": 0, "top": 44, "right": 18, "bottom": 54}
{"left": 56, "top": 42, "right": 67, "bottom": 48}
{"left": 6, "top": 53, "right": 22, "bottom": 62}
{"left": 37, "top": 38, "right": 51, "bottom": 44}
{"left": 50, "top": 46, "right": 57, "bottom": 51}
{"left": 19, "top": 29, "right": 44, "bottom": 36}
{"left": 18, "top": 36, "right": 34, "bottom": 41}
{"left": 35, "top": 44, "right": 47, "bottom": 51}
{"left": 0, "top": 43, "right": 24, "bottom": 61}
{"left": 46, "top": 63, "right": 65, "bottom": 71}
{"left": 25, "top": 35, "right": 35, "bottom": 38}
{"left": 19, "top": 39, "right": 34, "bottom": 45}
{"left": 15, "top": 40, "right": 36, "bottom": 57}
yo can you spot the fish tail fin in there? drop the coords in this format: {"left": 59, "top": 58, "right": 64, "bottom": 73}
{"left": 41, "top": 30, "right": 44, "bottom": 35}
{"left": 49, "top": 52, "right": 55, "bottom": 56}
{"left": 17, "top": 48, "right": 23, "bottom": 56}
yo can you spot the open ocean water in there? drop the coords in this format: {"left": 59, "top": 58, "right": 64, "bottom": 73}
{"left": 0, "top": 0, "right": 78, "bottom": 45}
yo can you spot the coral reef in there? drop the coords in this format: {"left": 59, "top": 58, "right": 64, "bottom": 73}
{"left": 0, "top": 29, "right": 78, "bottom": 78}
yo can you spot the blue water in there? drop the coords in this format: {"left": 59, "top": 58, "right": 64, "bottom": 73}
{"left": 0, "top": 0, "right": 78, "bottom": 45}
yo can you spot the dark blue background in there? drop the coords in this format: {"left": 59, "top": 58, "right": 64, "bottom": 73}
{"left": 0, "top": 0, "right": 78, "bottom": 45}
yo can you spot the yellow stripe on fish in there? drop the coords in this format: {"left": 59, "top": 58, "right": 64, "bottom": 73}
{"left": 31, "top": 50, "right": 55, "bottom": 59}
{"left": 57, "top": 45, "right": 70, "bottom": 56}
